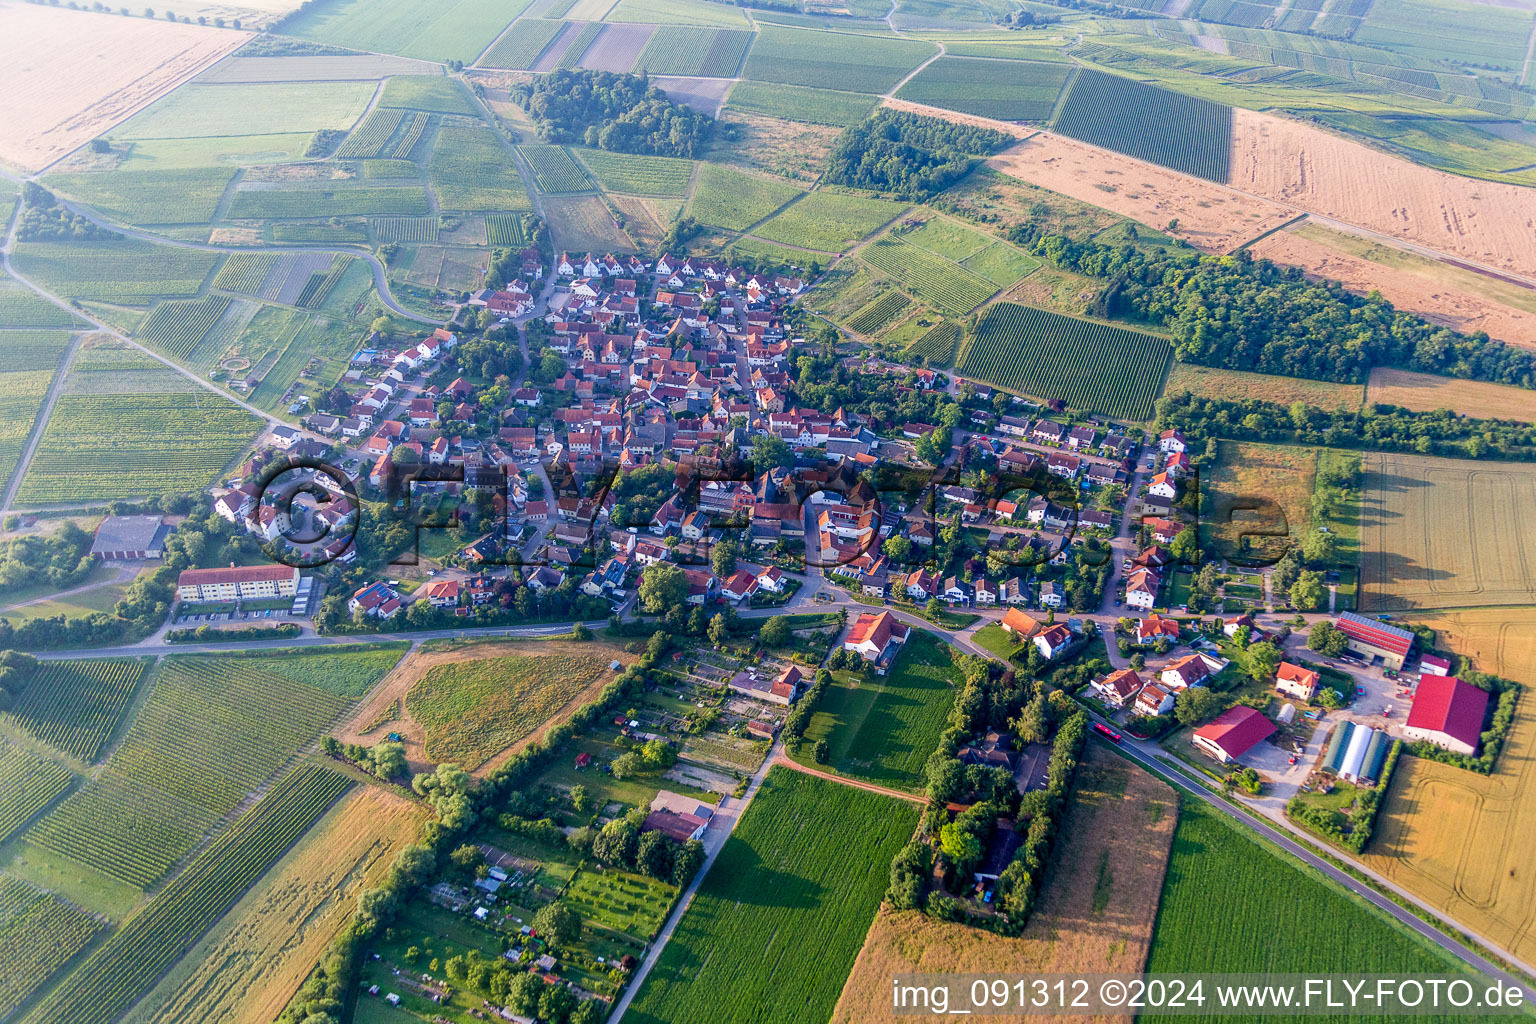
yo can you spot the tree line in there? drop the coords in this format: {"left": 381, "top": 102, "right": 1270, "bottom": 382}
{"left": 1009, "top": 231, "right": 1536, "bottom": 391}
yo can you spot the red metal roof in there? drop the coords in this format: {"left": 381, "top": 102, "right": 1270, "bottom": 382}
{"left": 1194, "top": 706, "right": 1276, "bottom": 759}
{"left": 178, "top": 565, "right": 297, "bottom": 586}
{"left": 1406, "top": 676, "right": 1489, "bottom": 750}
{"left": 1336, "top": 612, "right": 1414, "bottom": 657}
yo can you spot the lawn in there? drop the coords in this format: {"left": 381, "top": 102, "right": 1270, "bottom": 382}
{"left": 1144, "top": 798, "right": 1480, "bottom": 1023}
{"left": 404, "top": 651, "right": 614, "bottom": 768}
{"left": 111, "top": 82, "right": 375, "bottom": 140}
{"left": 755, "top": 191, "right": 909, "bottom": 252}
{"left": 790, "top": 630, "right": 959, "bottom": 791}
{"left": 685, "top": 162, "right": 803, "bottom": 231}
{"left": 625, "top": 768, "right": 919, "bottom": 1024}
{"left": 972, "top": 622, "right": 1024, "bottom": 660}
{"left": 280, "top": 0, "right": 537, "bottom": 64}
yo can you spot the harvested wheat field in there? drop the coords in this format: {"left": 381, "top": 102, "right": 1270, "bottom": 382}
{"left": 0, "top": 4, "right": 244, "bottom": 172}
{"left": 1230, "top": 109, "right": 1536, "bottom": 281}
{"left": 1165, "top": 362, "right": 1363, "bottom": 411}
{"left": 831, "top": 744, "right": 1176, "bottom": 1023}
{"left": 988, "top": 131, "right": 1293, "bottom": 254}
{"left": 128, "top": 786, "right": 427, "bottom": 1024}
{"left": 1368, "top": 368, "right": 1536, "bottom": 424}
{"left": 1360, "top": 452, "right": 1536, "bottom": 610}
{"left": 335, "top": 636, "right": 637, "bottom": 775}
{"left": 1363, "top": 608, "right": 1536, "bottom": 967}
{"left": 1250, "top": 227, "right": 1536, "bottom": 349}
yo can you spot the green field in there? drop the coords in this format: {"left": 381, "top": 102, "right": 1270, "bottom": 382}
{"left": 44, "top": 168, "right": 235, "bottom": 227}
{"left": 115, "top": 134, "right": 318, "bottom": 171}
{"left": 795, "top": 631, "right": 960, "bottom": 790}
{"left": 959, "top": 303, "right": 1173, "bottom": 420}
{"left": 228, "top": 186, "right": 431, "bottom": 219}
{"left": 906, "top": 319, "right": 961, "bottom": 366}
{"left": 743, "top": 24, "right": 936, "bottom": 93}
{"left": 404, "top": 649, "right": 611, "bottom": 769}
{"left": 378, "top": 75, "right": 481, "bottom": 116}
{"left": 1053, "top": 69, "right": 1233, "bottom": 182}
{"left": 0, "top": 874, "right": 103, "bottom": 1020}
{"left": 207, "top": 645, "right": 407, "bottom": 699}
{"left": 361, "top": 159, "right": 421, "bottom": 179}
{"left": 626, "top": 768, "right": 919, "bottom": 1024}
{"left": 485, "top": 213, "right": 528, "bottom": 246}
{"left": 5, "top": 659, "right": 150, "bottom": 763}
{"left": 13, "top": 239, "right": 220, "bottom": 305}
{"left": 112, "top": 82, "right": 375, "bottom": 140}
{"left": 370, "top": 216, "right": 440, "bottom": 244}
{"left": 518, "top": 144, "right": 593, "bottom": 194}
{"left": 0, "top": 283, "right": 81, "bottom": 329}
{"left": 335, "top": 107, "right": 408, "bottom": 159}
{"left": 859, "top": 236, "right": 996, "bottom": 314}
{"left": 563, "top": 867, "right": 677, "bottom": 939}
{"left": 895, "top": 57, "right": 1071, "bottom": 120}
{"left": 633, "top": 26, "right": 754, "bottom": 76}
{"left": 19, "top": 765, "right": 351, "bottom": 1024}
{"left": 685, "top": 163, "right": 803, "bottom": 231}
{"left": 756, "top": 191, "right": 908, "bottom": 252}
{"left": 0, "top": 744, "right": 73, "bottom": 845}
{"left": 554, "top": 23, "right": 604, "bottom": 71}
{"left": 845, "top": 291, "right": 911, "bottom": 335}
{"left": 137, "top": 296, "right": 232, "bottom": 361}
{"left": 479, "top": 17, "right": 567, "bottom": 69}
{"left": 16, "top": 392, "right": 259, "bottom": 504}
{"left": 1354, "top": 0, "right": 1533, "bottom": 70}
{"left": 1144, "top": 799, "right": 1480, "bottom": 1023}
{"left": 961, "top": 242, "right": 1040, "bottom": 287}
{"left": 607, "top": 0, "right": 750, "bottom": 26}
{"left": 429, "top": 125, "right": 533, "bottom": 211}
{"left": 573, "top": 148, "right": 693, "bottom": 196}
{"left": 0, "top": 333, "right": 73, "bottom": 495}
{"left": 23, "top": 655, "right": 354, "bottom": 887}
{"left": 724, "top": 81, "right": 879, "bottom": 127}
{"left": 211, "top": 253, "right": 275, "bottom": 295}
{"left": 280, "top": 0, "right": 534, "bottom": 64}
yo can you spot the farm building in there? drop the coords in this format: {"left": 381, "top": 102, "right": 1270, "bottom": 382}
{"left": 1403, "top": 675, "right": 1489, "bottom": 756}
{"left": 176, "top": 564, "right": 301, "bottom": 602}
{"left": 1419, "top": 653, "right": 1452, "bottom": 676}
{"left": 1192, "top": 706, "right": 1275, "bottom": 763}
{"left": 1335, "top": 611, "right": 1415, "bottom": 670}
{"left": 90, "top": 515, "right": 169, "bottom": 560}
{"left": 1322, "top": 720, "right": 1356, "bottom": 774}
{"left": 844, "top": 611, "right": 910, "bottom": 673}
{"left": 644, "top": 790, "right": 714, "bottom": 843}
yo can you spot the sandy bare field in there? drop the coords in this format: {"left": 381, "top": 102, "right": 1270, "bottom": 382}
{"left": 1367, "top": 367, "right": 1536, "bottom": 423}
{"left": 1230, "top": 108, "right": 1536, "bottom": 279}
{"left": 1250, "top": 228, "right": 1536, "bottom": 349}
{"left": 831, "top": 745, "right": 1176, "bottom": 1023}
{"left": 988, "top": 130, "right": 1295, "bottom": 253}
{"left": 0, "top": 4, "right": 245, "bottom": 172}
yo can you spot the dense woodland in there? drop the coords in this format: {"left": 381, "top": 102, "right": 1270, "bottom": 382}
{"left": 511, "top": 70, "right": 713, "bottom": 158}
{"left": 1010, "top": 232, "right": 1536, "bottom": 390}
{"left": 825, "top": 110, "right": 1012, "bottom": 200}
{"left": 16, "top": 183, "right": 119, "bottom": 242}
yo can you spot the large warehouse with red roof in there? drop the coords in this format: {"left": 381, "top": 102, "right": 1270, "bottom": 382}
{"left": 1193, "top": 706, "right": 1276, "bottom": 764}
{"left": 1403, "top": 675, "right": 1489, "bottom": 756}
{"left": 1335, "top": 611, "right": 1415, "bottom": 671}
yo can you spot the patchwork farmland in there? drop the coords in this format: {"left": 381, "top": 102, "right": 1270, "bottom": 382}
{"left": 959, "top": 303, "right": 1173, "bottom": 419}
{"left": 1053, "top": 69, "right": 1234, "bottom": 182}
{"left": 895, "top": 57, "right": 1071, "bottom": 121}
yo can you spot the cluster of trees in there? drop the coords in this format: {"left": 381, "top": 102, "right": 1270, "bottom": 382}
{"left": 1012, "top": 233, "right": 1536, "bottom": 391}
{"left": 0, "top": 520, "right": 95, "bottom": 597}
{"left": 319, "top": 737, "right": 407, "bottom": 781}
{"left": 16, "top": 183, "right": 118, "bottom": 242}
{"left": 1155, "top": 392, "right": 1536, "bottom": 462}
{"left": 453, "top": 327, "right": 524, "bottom": 383}
{"left": 165, "top": 622, "right": 301, "bottom": 643}
{"left": 0, "top": 651, "right": 38, "bottom": 713}
{"left": 511, "top": 70, "right": 713, "bottom": 157}
{"left": 824, "top": 110, "right": 1011, "bottom": 199}
{"left": 783, "top": 667, "right": 834, "bottom": 744}
{"left": 591, "top": 816, "right": 704, "bottom": 887}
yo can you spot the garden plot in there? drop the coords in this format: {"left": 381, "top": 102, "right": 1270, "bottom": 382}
{"left": 267, "top": 253, "right": 341, "bottom": 305}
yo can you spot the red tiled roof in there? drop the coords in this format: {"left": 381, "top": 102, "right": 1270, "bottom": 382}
{"left": 1406, "top": 676, "right": 1489, "bottom": 750}
{"left": 178, "top": 565, "right": 296, "bottom": 586}
{"left": 1194, "top": 706, "right": 1275, "bottom": 759}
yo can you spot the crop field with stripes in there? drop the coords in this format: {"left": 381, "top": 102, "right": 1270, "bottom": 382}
{"left": 574, "top": 149, "right": 693, "bottom": 196}
{"left": 895, "top": 57, "right": 1070, "bottom": 120}
{"left": 634, "top": 27, "right": 754, "bottom": 76}
{"left": 137, "top": 297, "right": 231, "bottom": 360}
{"left": 0, "top": 874, "right": 103, "bottom": 1019}
{"left": 0, "top": 744, "right": 72, "bottom": 845}
{"left": 859, "top": 237, "right": 995, "bottom": 315}
{"left": 519, "top": 145, "right": 592, "bottom": 194}
{"left": 4, "top": 659, "right": 149, "bottom": 763}
{"left": 1052, "top": 69, "right": 1233, "bottom": 182}
{"left": 958, "top": 303, "right": 1172, "bottom": 420}
{"left": 845, "top": 292, "right": 911, "bottom": 335}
